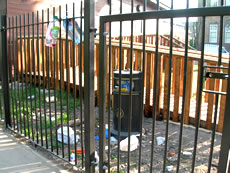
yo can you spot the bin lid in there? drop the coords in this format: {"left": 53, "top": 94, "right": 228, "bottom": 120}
{"left": 113, "top": 69, "right": 141, "bottom": 75}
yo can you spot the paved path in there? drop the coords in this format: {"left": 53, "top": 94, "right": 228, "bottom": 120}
{"left": 0, "top": 123, "right": 71, "bottom": 173}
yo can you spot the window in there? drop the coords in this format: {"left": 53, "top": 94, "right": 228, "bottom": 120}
{"left": 225, "top": 25, "right": 230, "bottom": 43}
{"left": 209, "top": 24, "right": 218, "bottom": 43}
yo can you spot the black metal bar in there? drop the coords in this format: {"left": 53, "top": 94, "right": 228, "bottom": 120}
{"left": 42, "top": 9, "right": 48, "bottom": 149}
{"left": 208, "top": 1, "right": 224, "bottom": 170}
{"left": 52, "top": 6, "right": 58, "bottom": 155}
{"left": 176, "top": 16, "right": 189, "bottom": 173}
{"left": 19, "top": 15, "right": 26, "bottom": 136}
{"left": 218, "top": 59, "right": 230, "bottom": 173}
{"left": 191, "top": 0, "right": 206, "bottom": 171}
{"left": 150, "top": 0, "right": 160, "bottom": 171}
{"left": 107, "top": 0, "right": 112, "bottom": 172}
{"left": 47, "top": 8, "right": 53, "bottom": 151}
{"left": 84, "top": 0, "right": 96, "bottom": 171}
{"left": 72, "top": 3, "right": 77, "bottom": 165}
{"left": 5, "top": 17, "right": 84, "bottom": 30}
{"left": 65, "top": 4, "right": 70, "bottom": 162}
{"left": 37, "top": 10, "right": 43, "bottom": 146}
{"left": 163, "top": 0, "right": 174, "bottom": 172}
{"left": 138, "top": 1, "right": 146, "bottom": 172}
{"left": 99, "top": 18, "right": 106, "bottom": 173}
{"left": 0, "top": 1, "right": 6, "bottom": 121}
{"left": 204, "top": 65, "right": 228, "bottom": 69}
{"left": 79, "top": 1, "right": 84, "bottom": 168}
{"left": 0, "top": 14, "right": 11, "bottom": 128}
{"left": 59, "top": 5, "right": 64, "bottom": 158}
{"left": 7, "top": 17, "right": 12, "bottom": 128}
{"left": 24, "top": 14, "right": 30, "bottom": 138}
{"left": 0, "top": 84, "right": 2, "bottom": 120}
{"left": 16, "top": 16, "right": 23, "bottom": 134}
{"left": 117, "top": 1, "right": 123, "bottom": 171}
{"left": 100, "top": 7, "right": 230, "bottom": 23}
{"left": 32, "top": 12, "right": 39, "bottom": 144}
{"left": 127, "top": 0, "right": 134, "bottom": 172}
{"left": 9, "top": 17, "right": 16, "bottom": 130}
{"left": 203, "top": 89, "right": 226, "bottom": 95}
{"left": 12, "top": 16, "right": 19, "bottom": 132}
{"left": 28, "top": 13, "right": 34, "bottom": 141}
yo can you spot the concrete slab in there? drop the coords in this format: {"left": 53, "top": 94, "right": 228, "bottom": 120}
{"left": 0, "top": 126, "right": 72, "bottom": 173}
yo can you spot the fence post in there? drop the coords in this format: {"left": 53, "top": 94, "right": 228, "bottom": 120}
{"left": 0, "top": 2, "right": 11, "bottom": 128}
{"left": 84, "top": 0, "right": 96, "bottom": 172}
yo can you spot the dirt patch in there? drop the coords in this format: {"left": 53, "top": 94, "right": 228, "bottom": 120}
{"left": 94, "top": 110, "right": 221, "bottom": 173}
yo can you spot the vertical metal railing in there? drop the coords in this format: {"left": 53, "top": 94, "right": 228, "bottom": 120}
{"left": 84, "top": 0, "right": 96, "bottom": 171}
{"left": 0, "top": 14, "right": 11, "bottom": 128}
{"left": 8, "top": 17, "right": 15, "bottom": 130}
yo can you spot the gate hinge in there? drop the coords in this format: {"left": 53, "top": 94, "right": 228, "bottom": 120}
{"left": 1, "top": 26, "right": 6, "bottom": 32}
{"left": 89, "top": 27, "right": 98, "bottom": 37}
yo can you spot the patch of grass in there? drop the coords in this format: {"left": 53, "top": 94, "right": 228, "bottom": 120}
{"left": 95, "top": 119, "right": 99, "bottom": 128}
{"left": 111, "top": 154, "right": 117, "bottom": 160}
{"left": 57, "top": 113, "right": 68, "bottom": 124}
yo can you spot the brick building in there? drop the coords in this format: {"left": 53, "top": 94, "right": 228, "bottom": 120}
{"left": 196, "top": 0, "right": 230, "bottom": 52}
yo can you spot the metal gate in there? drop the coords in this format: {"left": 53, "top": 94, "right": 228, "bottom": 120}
{"left": 99, "top": 1, "right": 230, "bottom": 173}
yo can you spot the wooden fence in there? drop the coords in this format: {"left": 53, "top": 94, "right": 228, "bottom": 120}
{"left": 112, "top": 34, "right": 196, "bottom": 50}
{"left": 15, "top": 36, "right": 228, "bottom": 132}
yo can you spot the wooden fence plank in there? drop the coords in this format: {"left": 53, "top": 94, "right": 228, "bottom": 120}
{"left": 173, "top": 56, "right": 181, "bottom": 122}
{"left": 61, "top": 40, "right": 65, "bottom": 90}
{"left": 206, "top": 64, "right": 216, "bottom": 130}
{"left": 204, "top": 63, "right": 210, "bottom": 103}
{"left": 126, "top": 48, "right": 130, "bottom": 69}
{"left": 184, "top": 59, "right": 193, "bottom": 124}
{"left": 180, "top": 58, "right": 184, "bottom": 96}
{"left": 50, "top": 47, "right": 54, "bottom": 89}
{"left": 172, "top": 56, "right": 176, "bottom": 94}
{"left": 195, "top": 60, "right": 201, "bottom": 126}
{"left": 55, "top": 44, "right": 59, "bottom": 90}
{"left": 136, "top": 50, "right": 142, "bottom": 71}
{"left": 217, "top": 68, "right": 228, "bottom": 132}
{"left": 144, "top": 52, "right": 152, "bottom": 116}
{"left": 156, "top": 54, "right": 163, "bottom": 119}
{"left": 163, "top": 55, "right": 169, "bottom": 120}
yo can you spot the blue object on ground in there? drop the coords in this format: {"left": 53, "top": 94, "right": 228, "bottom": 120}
{"left": 95, "top": 127, "right": 109, "bottom": 140}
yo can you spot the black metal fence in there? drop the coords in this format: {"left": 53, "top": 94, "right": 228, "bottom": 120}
{"left": 0, "top": 1, "right": 88, "bottom": 171}
{"left": 0, "top": 0, "right": 230, "bottom": 172}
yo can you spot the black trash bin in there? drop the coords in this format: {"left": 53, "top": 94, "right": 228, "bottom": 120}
{"left": 111, "top": 69, "right": 142, "bottom": 139}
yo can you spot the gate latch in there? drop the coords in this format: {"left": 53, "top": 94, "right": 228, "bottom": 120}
{"left": 202, "top": 66, "right": 228, "bottom": 95}
{"left": 205, "top": 71, "right": 229, "bottom": 80}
